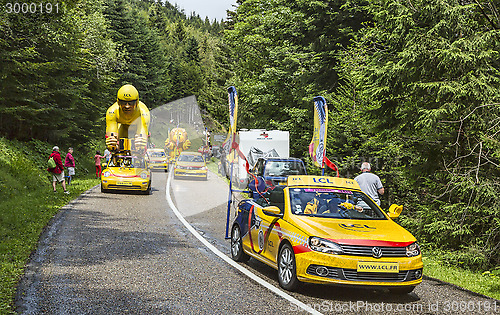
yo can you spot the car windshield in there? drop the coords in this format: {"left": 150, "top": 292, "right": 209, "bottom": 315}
{"left": 109, "top": 156, "right": 145, "bottom": 168}
{"left": 149, "top": 151, "right": 165, "bottom": 157}
{"left": 178, "top": 155, "right": 204, "bottom": 162}
{"left": 264, "top": 160, "right": 305, "bottom": 177}
{"left": 288, "top": 187, "right": 387, "bottom": 220}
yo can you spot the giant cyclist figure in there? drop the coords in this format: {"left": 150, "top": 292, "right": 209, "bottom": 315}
{"left": 105, "top": 84, "right": 150, "bottom": 153}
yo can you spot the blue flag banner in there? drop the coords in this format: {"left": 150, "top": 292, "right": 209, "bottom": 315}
{"left": 309, "top": 96, "right": 328, "bottom": 168}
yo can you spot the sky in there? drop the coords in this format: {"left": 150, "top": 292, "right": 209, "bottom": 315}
{"left": 167, "top": 0, "right": 237, "bottom": 22}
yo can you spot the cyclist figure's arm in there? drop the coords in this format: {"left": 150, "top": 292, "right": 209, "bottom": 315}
{"left": 105, "top": 103, "right": 120, "bottom": 150}
{"left": 134, "top": 102, "right": 150, "bottom": 150}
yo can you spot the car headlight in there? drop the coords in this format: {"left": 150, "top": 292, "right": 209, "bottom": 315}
{"left": 406, "top": 242, "right": 420, "bottom": 257}
{"left": 103, "top": 171, "right": 110, "bottom": 177}
{"left": 140, "top": 172, "right": 148, "bottom": 179}
{"left": 201, "top": 166, "right": 207, "bottom": 170}
{"left": 309, "top": 237, "right": 344, "bottom": 255}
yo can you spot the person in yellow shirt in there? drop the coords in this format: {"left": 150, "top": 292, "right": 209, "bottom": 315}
{"left": 105, "top": 84, "right": 150, "bottom": 152}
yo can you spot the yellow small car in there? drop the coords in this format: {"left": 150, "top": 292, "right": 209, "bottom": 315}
{"left": 147, "top": 148, "right": 168, "bottom": 172}
{"left": 101, "top": 155, "right": 151, "bottom": 194}
{"left": 173, "top": 151, "right": 208, "bottom": 180}
{"left": 231, "top": 175, "right": 422, "bottom": 293}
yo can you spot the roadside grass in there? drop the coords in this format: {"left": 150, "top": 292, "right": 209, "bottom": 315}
{"left": 0, "top": 138, "right": 99, "bottom": 314}
{"left": 423, "top": 255, "right": 500, "bottom": 300}
{"left": 207, "top": 158, "right": 227, "bottom": 183}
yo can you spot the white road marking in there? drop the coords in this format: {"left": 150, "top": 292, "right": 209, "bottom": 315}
{"left": 165, "top": 171, "right": 323, "bottom": 315}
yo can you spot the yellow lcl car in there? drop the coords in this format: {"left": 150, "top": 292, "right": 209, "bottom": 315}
{"left": 147, "top": 148, "right": 168, "bottom": 172}
{"left": 230, "top": 175, "right": 422, "bottom": 293}
{"left": 101, "top": 155, "right": 151, "bottom": 194}
{"left": 173, "top": 151, "right": 208, "bottom": 180}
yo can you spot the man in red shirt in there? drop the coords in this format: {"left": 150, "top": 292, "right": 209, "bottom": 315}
{"left": 47, "top": 146, "right": 69, "bottom": 194}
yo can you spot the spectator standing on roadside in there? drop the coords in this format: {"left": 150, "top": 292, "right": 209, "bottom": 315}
{"left": 65, "top": 147, "right": 75, "bottom": 185}
{"left": 94, "top": 151, "right": 105, "bottom": 178}
{"left": 354, "top": 162, "right": 384, "bottom": 205}
{"left": 104, "top": 148, "right": 111, "bottom": 164}
{"left": 47, "top": 146, "right": 69, "bottom": 194}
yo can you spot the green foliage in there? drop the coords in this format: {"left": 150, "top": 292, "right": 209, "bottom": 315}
{"left": 337, "top": 0, "right": 500, "bottom": 270}
{"left": 224, "top": 0, "right": 500, "bottom": 271}
{"left": 224, "top": 0, "right": 370, "bottom": 158}
{"left": 1, "top": 0, "right": 230, "bottom": 145}
{"left": 0, "top": 1, "right": 111, "bottom": 144}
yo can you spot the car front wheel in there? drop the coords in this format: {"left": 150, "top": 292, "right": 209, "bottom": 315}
{"left": 278, "top": 243, "right": 299, "bottom": 291}
{"left": 100, "top": 183, "right": 108, "bottom": 193}
{"left": 231, "top": 224, "right": 249, "bottom": 262}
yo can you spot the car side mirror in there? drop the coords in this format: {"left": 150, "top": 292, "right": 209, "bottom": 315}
{"left": 263, "top": 206, "right": 282, "bottom": 217}
{"left": 387, "top": 204, "right": 403, "bottom": 219}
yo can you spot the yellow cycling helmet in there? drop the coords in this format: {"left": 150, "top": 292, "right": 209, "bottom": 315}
{"left": 117, "top": 84, "right": 139, "bottom": 102}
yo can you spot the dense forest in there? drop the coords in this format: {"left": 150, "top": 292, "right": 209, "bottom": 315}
{"left": 0, "top": 0, "right": 231, "bottom": 144}
{"left": 1, "top": 0, "right": 499, "bottom": 271}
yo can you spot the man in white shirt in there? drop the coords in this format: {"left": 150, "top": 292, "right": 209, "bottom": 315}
{"left": 104, "top": 148, "right": 111, "bottom": 164}
{"left": 354, "top": 162, "right": 384, "bottom": 205}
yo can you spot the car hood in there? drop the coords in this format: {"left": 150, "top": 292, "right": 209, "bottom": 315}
{"left": 176, "top": 161, "right": 205, "bottom": 167}
{"left": 288, "top": 215, "right": 416, "bottom": 245}
{"left": 105, "top": 167, "right": 148, "bottom": 177}
{"left": 149, "top": 157, "right": 166, "bottom": 162}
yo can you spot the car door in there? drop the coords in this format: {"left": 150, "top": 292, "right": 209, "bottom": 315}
{"left": 249, "top": 188, "right": 285, "bottom": 264}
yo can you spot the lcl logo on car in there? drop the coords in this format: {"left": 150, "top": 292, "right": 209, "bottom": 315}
{"left": 339, "top": 223, "right": 376, "bottom": 232}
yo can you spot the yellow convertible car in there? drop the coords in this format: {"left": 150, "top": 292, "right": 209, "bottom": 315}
{"left": 101, "top": 155, "right": 151, "bottom": 194}
{"left": 147, "top": 148, "right": 168, "bottom": 172}
{"left": 231, "top": 175, "right": 422, "bottom": 293}
{"left": 173, "top": 151, "right": 208, "bottom": 180}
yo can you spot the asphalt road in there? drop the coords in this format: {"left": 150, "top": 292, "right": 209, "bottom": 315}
{"left": 16, "top": 170, "right": 500, "bottom": 314}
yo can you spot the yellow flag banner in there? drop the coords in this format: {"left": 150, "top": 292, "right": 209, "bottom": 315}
{"left": 309, "top": 96, "right": 328, "bottom": 168}
{"left": 222, "top": 86, "right": 239, "bottom": 165}
{"left": 222, "top": 86, "right": 238, "bottom": 154}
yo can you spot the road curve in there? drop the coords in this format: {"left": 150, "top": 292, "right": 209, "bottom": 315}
{"left": 16, "top": 171, "right": 294, "bottom": 314}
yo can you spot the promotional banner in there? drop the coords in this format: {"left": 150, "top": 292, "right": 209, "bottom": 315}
{"left": 309, "top": 96, "right": 328, "bottom": 168}
{"left": 228, "top": 86, "right": 238, "bottom": 135}
{"left": 222, "top": 86, "right": 239, "bottom": 157}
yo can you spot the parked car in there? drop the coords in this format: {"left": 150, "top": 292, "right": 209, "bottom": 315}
{"left": 247, "top": 157, "right": 307, "bottom": 196}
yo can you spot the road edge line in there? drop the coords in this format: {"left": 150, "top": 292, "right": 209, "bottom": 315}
{"left": 165, "top": 172, "right": 323, "bottom": 315}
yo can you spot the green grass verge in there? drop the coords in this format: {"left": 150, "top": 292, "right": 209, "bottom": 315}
{"left": 423, "top": 255, "right": 500, "bottom": 300}
{"left": 0, "top": 137, "right": 99, "bottom": 314}
{"left": 206, "top": 157, "right": 219, "bottom": 174}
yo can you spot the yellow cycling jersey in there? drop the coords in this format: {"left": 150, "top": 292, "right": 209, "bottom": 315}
{"left": 106, "top": 101, "right": 150, "bottom": 138}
